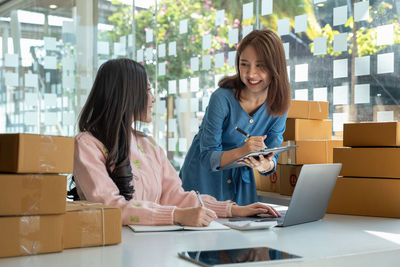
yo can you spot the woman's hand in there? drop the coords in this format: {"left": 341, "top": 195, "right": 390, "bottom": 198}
{"left": 241, "top": 135, "right": 267, "bottom": 154}
{"left": 231, "top": 202, "right": 281, "bottom": 218}
{"left": 238, "top": 153, "right": 274, "bottom": 173}
{"left": 173, "top": 207, "right": 217, "bottom": 227}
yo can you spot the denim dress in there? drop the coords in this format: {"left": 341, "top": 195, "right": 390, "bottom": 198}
{"left": 180, "top": 87, "right": 287, "bottom": 205}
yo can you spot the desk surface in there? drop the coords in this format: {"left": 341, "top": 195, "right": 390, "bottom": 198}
{"left": 1, "top": 214, "right": 400, "bottom": 267}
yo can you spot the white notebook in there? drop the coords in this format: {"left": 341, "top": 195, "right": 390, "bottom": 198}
{"left": 129, "top": 220, "right": 230, "bottom": 232}
{"left": 223, "top": 220, "right": 277, "bottom": 230}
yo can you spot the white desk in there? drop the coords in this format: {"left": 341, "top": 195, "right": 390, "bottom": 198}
{"left": 1, "top": 214, "right": 400, "bottom": 267}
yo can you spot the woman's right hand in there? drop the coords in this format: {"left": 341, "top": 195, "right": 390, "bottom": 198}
{"left": 173, "top": 207, "right": 217, "bottom": 227}
{"left": 241, "top": 135, "right": 267, "bottom": 154}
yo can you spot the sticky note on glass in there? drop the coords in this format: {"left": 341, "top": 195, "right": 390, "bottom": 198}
{"left": 215, "top": 53, "right": 224, "bottom": 68}
{"left": 278, "top": 18, "right": 290, "bottom": 36}
{"left": 287, "top": 66, "right": 290, "bottom": 81}
{"left": 190, "top": 77, "right": 199, "bottom": 92}
{"left": 333, "top": 6, "right": 347, "bottom": 26}
{"left": 377, "top": 52, "right": 394, "bottom": 74}
{"left": 178, "top": 138, "right": 187, "bottom": 152}
{"left": 202, "top": 97, "right": 210, "bottom": 111}
{"left": 261, "top": 0, "right": 273, "bottom": 16}
{"left": 179, "top": 78, "right": 188, "bottom": 93}
{"left": 333, "top": 113, "right": 348, "bottom": 132}
{"left": 313, "top": 36, "right": 326, "bottom": 55}
{"left": 168, "top": 41, "right": 177, "bottom": 57}
{"left": 168, "top": 119, "right": 177, "bottom": 133}
{"left": 377, "top": 24, "right": 394, "bottom": 46}
{"left": 313, "top": 87, "right": 327, "bottom": 101}
{"left": 62, "top": 57, "right": 74, "bottom": 71}
{"left": 229, "top": 28, "right": 239, "bottom": 45}
{"left": 295, "top": 14, "right": 307, "bottom": 33}
{"left": 168, "top": 80, "right": 177, "bottom": 94}
{"left": 354, "top": 84, "right": 370, "bottom": 104}
{"left": 377, "top": 111, "right": 394, "bottom": 122}
{"left": 179, "top": 19, "right": 188, "bottom": 34}
{"left": 202, "top": 34, "right": 211, "bottom": 50}
{"left": 242, "top": 2, "right": 253, "bottom": 20}
{"left": 44, "top": 93, "right": 57, "bottom": 107}
{"left": 146, "top": 29, "right": 153, "bottom": 43}
{"left": 177, "top": 98, "right": 188, "bottom": 113}
{"left": 354, "top": 1, "right": 369, "bottom": 22}
{"left": 5, "top": 72, "right": 18, "bottom": 87}
{"left": 158, "top": 43, "right": 166, "bottom": 58}
{"left": 158, "top": 62, "right": 166, "bottom": 76}
{"left": 114, "top": 42, "right": 126, "bottom": 56}
{"left": 202, "top": 55, "right": 211, "bottom": 70}
{"left": 314, "top": 0, "right": 326, "bottom": 3}
{"left": 215, "top": 74, "right": 224, "bottom": 89}
{"left": 80, "top": 76, "right": 92, "bottom": 89}
{"left": 355, "top": 56, "right": 370, "bottom": 76}
{"left": 62, "top": 73, "right": 74, "bottom": 89}
{"left": 137, "top": 49, "right": 144, "bottom": 62}
{"left": 168, "top": 138, "right": 177, "bottom": 152}
{"left": 295, "top": 64, "right": 308, "bottom": 82}
{"left": 5, "top": 54, "right": 18, "bottom": 67}
{"left": 25, "top": 73, "right": 38, "bottom": 88}
{"left": 24, "top": 92, "right": 37, "bottom": 106}
{"left": 283, "top": 43, "right": 289, "bottom": 59}
{"left": 228, "top": 51, "right": 236, "bottom": 67}
{"left": 333, "top": 59, "right": 348, "bottom": 78}
{"left": 157, "top": 99, "right": 167, "bottom": 115}
{"left": 333, "top": 33, "right": 347, "bottom": 52}
{"left": 333, "top": 85, "right": 348, "bottom": 105}
{"left": 44, "top": 37, "right": 57, "bottom": 51}
{"left": 145, "top": 47, "right": 153, "bottom": 61}
{"left": 191, "top": 118, "right": 199, "bottom": 133}
{"left": 215, "top": 9, "right": 225, "bottom": 26}
{"left": 190, "top": 98, "right": 199, "bottom": 112}
{"left": 24, "top": 112, "right": 37, "bottom": 126}
{"left": 97, "top": 41, "right": 109, "bottom": 55}
{"left": 191, "top": 57, "right": 199, "bottom": 72}
{"left": 295, "top": 89, "right": 309, "bottom": 100}
{"left": 44, "top": 56, "right": 57, "bottom": 69}
{"left": 242, "top": 25, "right": 253, "bottom": 39}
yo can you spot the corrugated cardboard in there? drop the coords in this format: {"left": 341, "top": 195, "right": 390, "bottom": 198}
{"left": 0, "top": 214, "right": 63, "bottom": 258}
{"left": 327, "top": 177, "right": 400, "bottom": 218}
{"left": 279, "top": 140, "right": 343, "bottom": 164}
{"left": 0, "top": 133, "right": 74, "bottom": 173}
{"left": 63, "top": 201, "right": 122, "bottom": 249}
{"left": 333, "top": 147, "right": 400, "bottom": 178}
{"left": 343, "top": 122, "right": 400, "bottom": 147}
{"left": 287, "top": 100, "right": 329, "bottom": 120}
{"left": 283, "top": 119, "right": 332, "bottom": 141}
{"left": 279, "top": 164, "right": 302, "bottom": 196}
{"left": 0, "top": 174, "right": 67, "bottom": 216}
{"left": 254, "top": 165, "right": 280, "bottom": 192}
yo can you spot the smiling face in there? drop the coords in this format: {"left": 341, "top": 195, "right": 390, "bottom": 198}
{"left": 238, "top": 45, "right": 271, "bottom": 94}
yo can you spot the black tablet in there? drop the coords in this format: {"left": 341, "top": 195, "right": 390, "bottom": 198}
{"left": 178, "top": 247, "right": 301, "bottom": 266}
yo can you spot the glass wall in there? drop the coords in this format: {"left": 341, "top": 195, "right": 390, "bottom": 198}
{"left": 0, "top": 0, "right": 399, "bottom": 169}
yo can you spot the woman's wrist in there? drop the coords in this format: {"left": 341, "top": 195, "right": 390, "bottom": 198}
{"left": 258, "top": 160, "right": 274, "bottom": 173}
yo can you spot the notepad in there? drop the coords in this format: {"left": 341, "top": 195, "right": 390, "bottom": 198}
{"left": 223, "top": 220, "right": 277, "bottom": 231}
{"left": 129, "top": 220, "right": 230, "bottom": 232}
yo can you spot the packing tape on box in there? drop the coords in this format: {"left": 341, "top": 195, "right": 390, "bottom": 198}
{"left": 19, "top": 216, "right": 41, "bottom": 255}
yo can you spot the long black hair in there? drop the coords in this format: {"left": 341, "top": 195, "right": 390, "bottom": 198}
{"left": 78, "top": 58, "right": 148, "bottom": 200}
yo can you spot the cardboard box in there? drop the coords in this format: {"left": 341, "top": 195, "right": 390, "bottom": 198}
{"left": 0, "top": 174, "right": 67, "bottom": 216}
{"left": 279, "top": 164, "right": 302, "bottom": 196}
{"left": 333, "top": 147, "right": 400, "bottom": 178}
{"left": 0, "top": 214, "right": 63, "bottom": 258}
{"left": 343, "top": 122, "right": 400, "bottom": 147}
{"left": 287, "top": 100, "right": 329, "bottom": 120}
{"left": 63, "top": 201, "right": 122, "bottom": 249}
{"left": 279, "top": 140, "right": 343, "bottom": 164}
{"left": 0, "top": 133, "right": 74, "bottom": 173}
{"left": 283, "top": 119, "right": 332, "bottom": 141}
{"left": 254, "top": 165, "right": 280, "bottom": 192}
{"left": 327, "top": 177, "right": 400, "bottom": 218}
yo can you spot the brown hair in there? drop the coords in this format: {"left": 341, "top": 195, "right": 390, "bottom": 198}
{"left": 219, "top": 30, "right": 291, "bottom": 116}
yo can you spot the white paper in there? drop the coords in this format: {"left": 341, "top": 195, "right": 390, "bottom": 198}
{"left": 202, "top": 97, "right": 210, "bottom": 111}
{"left": 355, "top": 56, "right": 370, "bottom": 76}
{"left": 158, "top": 43, "right": 166, "bottom": 58}
{"left": 190, "top": 77, "right": 199, "bottom": 92}
{"left": 332, "top": 112, "right": 348, "bottom": 132}
{"left": 63, "top": 112, "right": 75, "bottom": 126}
{"left": 114, "top": 42, "right": 126, "bottom": 56}
{"left": 128, "top": 34, "right": 133, "bottom": 47}
{"left": 168, "top": 138, "right": 177, "bottom": 151}
{"left": 202, "top": 34, "right": 211, "bottom": 50}
{"left": 333, "top": 6, "right": 347, "bottom": 26}
{"left": 377, "top": 24, "right": 394, "bottom": 46}
{"left": 179, "top": 78, "right": 188, "bottom": 93}
{"left": 261, "top": 0, "right": 273, "bottom": 16}
{"left": 191, "top": 57, "right": 199, "bottom": 72}
{"left": 5, "top": 72, "right": 18, "bottom": 87}
{"left": 44, "top": 56, "right": 57, "bottom": 69}
{"left": 179, "top": 19, "right": 188, "bottom": 34}
{"left": 145, "top": 47, "right": 153, "bottom": 61}
{"left": 354, "top": 1, "right": 369, "bottom": 22}
{"left": 314, "top": 0, "right": 326, "bottom": 3}
{"left": 333, "top": 59, "right": 348, "bottom": 78}
{"left": 295, "top": 64, "right": 308, "bottom": 82}
{"left": 190, "top": 98, "right": 199, "bottom": 112}
{"left": 168, "top": 41, "right": 176, "bottom": 57}
{"left": 5, "top": 53, "right": 18, "bottom": 67}
{"left": 278, "top": 18, "right": 290, "bottom": 36}
{"left": 24, "top": 111, "right": 38, "bottom": 126}
{"left": 97, "top": 41, "right": 109, "bottom": 55}
{"left": 25, "top": 73, "right": 38, "bottom": 88}
{"left": 62, "top": 57, "right": 74, "bottom": 71}
{"left": 146, "top": 29, "right": 153, "bottom": 43}
{"left": 229, "top": 28, "right": 239, "bottom": 45}
{"left": 215, "top": 9, "right": 225, "bottom": 26}
{"left": 242, "top": 25, "right": 253, "bottom": 39}
{"left": 228, "top": 51, "right": 236, "bottom": 67}
{"left": 242, "top": 2, "right": 253, "bottom": 20}
{"left": 313, "top": 36, "right": 326, "bottom": 55}
{"left": 377, "top": 52, "right": 394, "bottom": 74}
{"left": 377, "top": 111, "right": 394, "bottom": 122}
{"left": 295, "top": 89, "right": 308, "bottom": 100}
{"left": 158, "top": 62, "right": 166, "bottom": 76}
{"left": 178, "top": 98, "right": 188, "bottom": 113}
{"left": 215, "top": 74, "right": 224, "bottom": 89}
{"left": 295, "top": 14, "right": 307, "bottom": 33}
{"left": 333, "top": 85, "right": 348, "bottom": 105}
{"left": 354, "top": 84, "right": 370, "bottom": 104}
{"left": 283, "top": 43, "right": 289, "bottom": 59}
{"left": 215, "top": 53, "right": 224, "bottom": 68}
{"left": 137, "top": 49, "right": 144, "bottom": 62}
{"left": 24, "top": 92, "right": 37, "bottom": 106}
{"left": 44, "top": 37, "right": 57, "bottom": 51}
{"left": 313, "top": 87, "right": 327, "bottom": 101}
{"left": 168, "top": 80, "right": 177, "bottom": 94}
{"left": 178, "top": 138, "right": 187, "bottom": 152}
{"left": 62, "top": 73, "right": 75, "bottom": 89}
{"left": 190, "top": 118, "right": 199, "bottom": 132}
{"left": 333, "top": 33, "right": 347, "bottom": 52}
{"left": 168, "top": 119, "right": 177, "bottom": 133}
{"left": 202, "top": 55, "right": 211, "bottom": 70}
{"left": 157, "top": 99, "right": 166, "bottom": 115}
{"left": 46, "top": 72, "right": 51, "bottom": 83}
{"left": 44, "top": 112, "right": 57, "bottom": 125}
{"left": 44, "top": 93, "right": 57, "bottom": 107}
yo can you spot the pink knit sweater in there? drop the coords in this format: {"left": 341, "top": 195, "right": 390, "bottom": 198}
{"left": 73, "top": 132, "right": 232, "bottom": 225}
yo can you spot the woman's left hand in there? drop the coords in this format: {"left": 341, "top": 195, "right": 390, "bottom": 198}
{"left": 231, "top": 202, "right": 281, "bottom": 218}
{"left": 238, "top": 153, "right": 274, "bottom": 173}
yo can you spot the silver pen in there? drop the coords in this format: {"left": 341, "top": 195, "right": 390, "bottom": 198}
{"left": 195, "top": 191, "right": 205, "bottom": 207}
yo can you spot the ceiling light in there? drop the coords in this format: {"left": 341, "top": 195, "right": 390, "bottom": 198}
{"left": 49, "top": 4, "right": 58, "bottom": 9}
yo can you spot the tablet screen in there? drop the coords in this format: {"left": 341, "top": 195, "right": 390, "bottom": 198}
{"left": 178, "top": 247, "right": 301, "bottom": 266}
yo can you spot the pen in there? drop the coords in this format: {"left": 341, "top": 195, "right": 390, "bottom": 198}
{"left": 235, "top": 126, "right": 250, "bottom": 138}
{"left": 195, "top": 191, "right": 205, "bottom": 207}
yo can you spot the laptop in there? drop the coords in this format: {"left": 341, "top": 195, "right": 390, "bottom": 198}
{"left": 255, "top": 163, "right": 342, "bottom": 227}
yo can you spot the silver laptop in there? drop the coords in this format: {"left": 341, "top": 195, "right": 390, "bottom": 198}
{"left": 261, "top": 163, "right": 342, "bottom": 227}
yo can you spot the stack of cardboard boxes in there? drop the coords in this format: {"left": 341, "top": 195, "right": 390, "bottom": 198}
{"left": 327, "top": 122, "right": 400, "bottom": 218}
{"left": 0, "top": 134, "right": 122, "bottom": 258}
{"left": 255, "top": 100, "right": 343, "bottom": 196}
